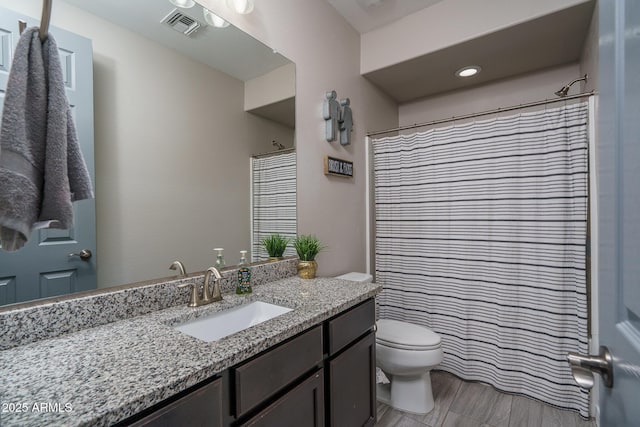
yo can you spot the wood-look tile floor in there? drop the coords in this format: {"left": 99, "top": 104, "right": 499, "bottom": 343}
{"left": 375, "top": 371, "right": 597, "bottom": 427}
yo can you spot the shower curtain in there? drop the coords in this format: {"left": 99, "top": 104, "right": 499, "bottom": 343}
{"left": 373, "top": 102, "right": 589, "bottom": 416}
{"left": 251, "top": 151, "right": 297, "bottom": 261}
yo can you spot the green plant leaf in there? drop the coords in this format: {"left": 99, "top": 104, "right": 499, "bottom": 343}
{"left": 261, "top": 234, "right": 291, "bottom": 257}
{"left": 292, "top": 234, "right": 325, "bottom": 261}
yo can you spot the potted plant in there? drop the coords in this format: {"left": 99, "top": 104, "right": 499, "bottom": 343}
{"left": 261, "top": 234, "right": 291, "bottom": 261}
{"left": 292, "top": 234, "right": 325, "bottom": 279}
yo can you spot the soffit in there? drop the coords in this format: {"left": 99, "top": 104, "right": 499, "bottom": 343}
{"left": 361, "top": 1, "right": 595, "bottom": 102}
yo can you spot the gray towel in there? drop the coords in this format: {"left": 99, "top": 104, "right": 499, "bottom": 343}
{"left": 0, "top": 27, "right": 93, "bottom": 251}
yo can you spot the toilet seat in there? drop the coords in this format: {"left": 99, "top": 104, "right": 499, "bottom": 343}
{"left": 377, "top": 319, "right": 441, "bottom": 351}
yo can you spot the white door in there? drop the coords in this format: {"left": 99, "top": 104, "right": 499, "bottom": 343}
{"left": 570, "top": 0, "right": 640, "bottom": 425}
{"left": 0, "top": 6, "right": 96, "bottom": 305}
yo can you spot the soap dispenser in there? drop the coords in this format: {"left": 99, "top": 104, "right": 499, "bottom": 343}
{"left": 236, "top": 250, "right": 252, "bottom": 294}
{"left": 214, "top": 248, "right": 225, "bottom": 270}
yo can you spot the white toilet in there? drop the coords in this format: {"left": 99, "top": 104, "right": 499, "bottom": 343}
{"left": 335, "top": 272, "right": 444, "bottom": 415}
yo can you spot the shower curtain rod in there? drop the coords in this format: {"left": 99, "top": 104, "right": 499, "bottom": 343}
{"left": 251, "top": 147, "right": 295, "bottom": 159}
{"left": 367, "top": 90, "right": 595, "bottom": 137}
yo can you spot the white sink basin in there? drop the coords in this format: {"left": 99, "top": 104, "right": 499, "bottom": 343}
{"left": 173, "top": 301, "right": 293, "bottom": 342}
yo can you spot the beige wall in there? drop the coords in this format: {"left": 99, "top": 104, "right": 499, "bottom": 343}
{"left": 200, "top": 0, "right": 399, "bottom": 277}
{"left": 245, "top": 63, "right": 295, "bottom": 111}
{"left": 0, "top": 0, "right": 294, "bottom": 287}
{"left": 360, "top": 0, "right": 590, "bottom": 74}
{"left": 399, "top": 64, "right": 582, "bottom": 126}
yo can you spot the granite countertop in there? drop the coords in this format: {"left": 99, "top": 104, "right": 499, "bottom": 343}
{"left": 0, "top": 277, "right": 381, "bottom": 426}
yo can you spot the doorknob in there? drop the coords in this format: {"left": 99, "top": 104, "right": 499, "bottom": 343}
{"left": 567, "top": 346, "right": 614, "bottom": 389}
{"left": 68, "top": 249, "right": 92, "bottom": 261}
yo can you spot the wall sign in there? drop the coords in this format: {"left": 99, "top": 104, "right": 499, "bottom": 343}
{"left": 323, "top": 90, "right": 353, "bottom": 145}
{"left": 324, "top": 156, "right": 353, "bottom": 178}
{"left": 339, "top": 98, "right": 352, "bottom": 146}
{"left": 323, "top": 91, "right": 340, "bottom": 143}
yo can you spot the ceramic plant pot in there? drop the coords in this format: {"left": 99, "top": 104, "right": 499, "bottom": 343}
{"left": 268, "top": 257, "right": 284, "bottom": 262}
{"left": 297, "top": 260, "right": 318, "bottom": 279}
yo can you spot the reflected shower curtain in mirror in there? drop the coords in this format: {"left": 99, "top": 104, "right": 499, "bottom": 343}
{"left": 373, "top": 102, "right": 590, "bottom": 416}
{"left": 251, "top": 151, "right": 297, "bottom": 261}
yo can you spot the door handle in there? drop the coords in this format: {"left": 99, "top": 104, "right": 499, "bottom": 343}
{"left": 567, "top": 346, "right": 613, "bottom": 389}
{"left": 68, "top": 249, "right": 92, "bottom": 261}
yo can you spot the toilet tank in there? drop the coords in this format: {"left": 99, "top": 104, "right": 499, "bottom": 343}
{"left": 335, "top": 272, "right": 373, "bottom": 283}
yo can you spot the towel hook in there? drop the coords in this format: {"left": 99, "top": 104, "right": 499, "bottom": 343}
{"left": 39, "top": 0, "right": 53, "bottom": 42}
{"left": 17, "top": 0, "right": 52, "bottom": 41}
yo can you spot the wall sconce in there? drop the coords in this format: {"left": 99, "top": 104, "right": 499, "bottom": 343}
{"left": 203, "top": 8, "right": 230, "bottom": 28}
{"left": 227, "top": 0, "right": 254, "bottom": 15}
{"left": 169, "top": 0, "right": 195, "bottom": 8}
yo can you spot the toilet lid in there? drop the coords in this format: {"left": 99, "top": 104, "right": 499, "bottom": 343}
{"left": 376, "top": 319, "right": 441, "bottom": 351}
{"left": 335, "top": 272, "right": 373, "bottom": 283}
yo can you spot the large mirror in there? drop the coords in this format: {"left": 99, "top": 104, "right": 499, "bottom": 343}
{"left": 0, "top": 0, "right": 296, "bottom": 306}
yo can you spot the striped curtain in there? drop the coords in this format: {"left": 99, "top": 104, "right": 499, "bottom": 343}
{"left": 373, "top": 102, "right": 590, "bottom": 416}
{"left": 251, "top": 151, "right": 297, "bottom": 261}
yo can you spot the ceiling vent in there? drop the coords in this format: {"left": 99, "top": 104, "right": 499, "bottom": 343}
{"left": 161, "top": 9, "right": 201, "bottom": 36}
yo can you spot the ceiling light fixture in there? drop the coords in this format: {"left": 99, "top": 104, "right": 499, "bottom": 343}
{"left": 203, "top": 8, "right": 230, "bottom": 28}
{"left": 455, "top": 66, "right": 481, "bottom": 78}
{"left": 226, "top": 0, "right": 254, "bottom": 15}
{"left": 169, "top": 0, "right": 195, "bottom": 8}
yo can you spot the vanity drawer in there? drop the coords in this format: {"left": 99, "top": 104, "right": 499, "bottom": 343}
{"left": 127, "top": 377, "right": 223, "bottom": 427}
{"left": 327, "top": 298, "right": 375, "bottom": 356}
{"left": 233, "top": 325, "right": 323, "bottom": 417}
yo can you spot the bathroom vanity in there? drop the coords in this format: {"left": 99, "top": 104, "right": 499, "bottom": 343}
{"left": 126, "top": 299, "right": 375, "bottom": 427}
{"left": 0, "top": 261, "right": 380, "bottom": 427}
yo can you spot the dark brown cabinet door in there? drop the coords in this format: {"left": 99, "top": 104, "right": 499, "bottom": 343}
{"left": 240, "top": 368, "right": 325, "bottom": 427}
{"left": 128, "top": 377, "right": 223, "bottom": 427}
{"left": 328, "top": 332, "right": 376, "bottom": 427}
{"left": 233, "top": 325, "right": 323, "bottom": 417}
{"left": 327, "top": 299, "right": 375, "bottom": 356}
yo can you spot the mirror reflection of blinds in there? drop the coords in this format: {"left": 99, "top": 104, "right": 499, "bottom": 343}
{"left": 251, "top": 151, "right": 297, "bottom": 261}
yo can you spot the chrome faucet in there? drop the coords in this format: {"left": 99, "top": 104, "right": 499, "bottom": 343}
{"left": 169, "top": 260, "right": 187, "bottom": 277}
{"left": 177, "top": 266, "right": 223, "bottom": 307}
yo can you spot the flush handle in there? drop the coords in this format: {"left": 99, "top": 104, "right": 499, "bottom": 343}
{"left": 567, "top": 346, "right": 613, "bottom": 389}
{"left": 69, "top": 249, "right": 92, "bottom": 261}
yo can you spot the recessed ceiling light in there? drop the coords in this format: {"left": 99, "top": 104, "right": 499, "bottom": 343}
{"left": 455, "top": 66, "right": 481, "bottom": 78}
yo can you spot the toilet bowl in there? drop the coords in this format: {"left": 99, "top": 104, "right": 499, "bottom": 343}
{"left": 335, "top": 272, "right": 444, "bottom": 415}
{"left": 376, "top": 319, "right": 443, "bottom": 414}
